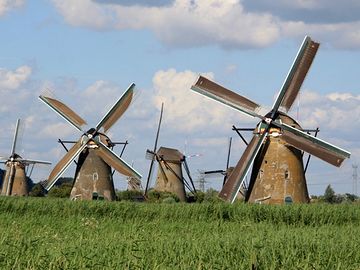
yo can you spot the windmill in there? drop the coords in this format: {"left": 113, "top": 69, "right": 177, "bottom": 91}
{"left": 145, "top": 103, "right": 197, "bottom": 201}
{"left": 0, "top": 119, "right": 51, "bottom": 196}
{"left": 202, "top": 137, "right": 246, "bottom": 199}
{"left": 126, "top": 161, "right": 143, "bottom": 191}
{"left": 127, "top": 176, "right": 142, "bottom": 191}
{"left": 191, "top": 36, "right": 351, "bottom": 204}
{"left": 203, "top": 137, "right": 233, "bottom": 186}
{"left": 39, "top": 83, "right": 142, "bottom": 201}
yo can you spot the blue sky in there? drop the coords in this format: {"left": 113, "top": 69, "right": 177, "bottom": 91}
{"left": 0, "top": 0, "right": 359, "bottom": 195}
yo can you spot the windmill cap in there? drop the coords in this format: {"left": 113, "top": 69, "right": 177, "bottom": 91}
{"left": 157, "top": 147, "right": 184, "bottom": 162}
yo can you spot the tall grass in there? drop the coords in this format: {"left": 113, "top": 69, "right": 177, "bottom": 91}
{"left": 0, "top": 197, "right": 359, "bottom": 269}
{"left": 0, "top": 197, "right": 358, "bottom": 226}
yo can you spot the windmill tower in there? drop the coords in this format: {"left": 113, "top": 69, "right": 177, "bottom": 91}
{"left": 0, "top": 119, "right": 51, "bottom": 196}
{"left": 191, "top": 36, "right": 351, "bottom": 204}
{"left": 144, "top": 104, "right": 197, "bottom": 201}
{"left": 127, "top": 176, "right": 142, "bottom": 191}
{"left": 39, "top": 83, "right": 142, "bottom": 201}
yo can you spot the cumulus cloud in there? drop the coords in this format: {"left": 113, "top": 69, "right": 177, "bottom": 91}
{"left": 50, "top": 0, "right": 360, "bottom": 49}
{"left": 0, "top": 66, "right": 32, "bottom": 90}
{"left": 0, "top": 66, "right": 33, "bottom": 115}
{"left": 281, "top": 21, "right": 360, "bottom": 49}
{"left": 152, "top": 68, "right": 256, "bottom": 133}
{"left": 292, "top": 90, "right": 360, "bottom": 136}
{"left": 52, "top": 0, "right": 279, "bottom": 49}
{"left": 0, "top": 0, "right": 24, "bottom": 16}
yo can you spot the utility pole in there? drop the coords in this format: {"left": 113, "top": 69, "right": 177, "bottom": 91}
{"left": 352, "top": 164, "right": 358, "bottom": 196}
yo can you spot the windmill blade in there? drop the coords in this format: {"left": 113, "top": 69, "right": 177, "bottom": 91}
{"left": 225, "top": 137, "right": 232, "bottom": 171}
{"left": 20, "top": 159, "right": 52, "bottom": 165}
{"left": 219, "top": 126, "right": 268, "bottom": 203}
{"left": 45, "top": 139, "right": 88, "bottom": 190}
{"left": 204, "top": 170, "right": 226, "bottom": 178}
{"left": 39, "top": 95, "right": 87, "bottom": 132}
{"left": 271, "top": 36, "right": 319, "bottom": 115}
{"left": 191, "top": 76, "right": 262, "bottom": 118}
{"left": 96, "top": 140, "right": 142, "bottom": 179}
{"left": 145, "top": 149, "right": 156, "bottom": 160}
{"left": 223, "top": 136, "right": 233, "bottom": 185}
{"left": 11, "top": 119, "right": 21, "bottom": 156}
{"left": 95, "top": 83, "right": 136, "bottom": 132}
{"left": 273, "top": 121, "right": 350, "bottom": 167}
{"left": 145, "top": 102, "right": 164, "bottom": 195}
{"left": 152, "top": 103, "right": 164, "bottom": 153}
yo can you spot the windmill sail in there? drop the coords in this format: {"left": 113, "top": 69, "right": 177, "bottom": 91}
{"left": 1, "top": 119, "right": 51, "bottom": 196}
{"left": 145, "top": 103, "right": 164, "bottom": 195}
{"left": 39, "top": 95, "right": 87, "bottom": 132}
{"left": 39, "top": 83, "right": 141, "bottom": 200}
{"left": 272, "top": 36, "right": 319, "bottom": 115}
{"left": 46, "top": 139, "right": 88, "bottom": 190}
{"left": 96, "top": 83, "right": 136, "bottom": 132}
{"left": 273, "top": 122, "right": 350, "bottom": 167}
{"left": 191, "top": 76, "right": 262, "bottom": 118}
{"left": 11, "top": 119, "right": 21, "bottom": 156}
{"left": 97, "top": 140, "right": 142, "bottom": 179}
{"left": 21, "top": 159, "right": 52, "bottom": 165}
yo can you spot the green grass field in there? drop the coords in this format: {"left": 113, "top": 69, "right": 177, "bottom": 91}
{"left": 0, "top": 197, "right": 359, "bottom": 269}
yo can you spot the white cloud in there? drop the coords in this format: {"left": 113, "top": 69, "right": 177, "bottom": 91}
{"left": 281, "top": 21, "right": 360, "bottom": 49}
{"left": 0, "top": 65, "right": 32, "bottom": 90}
{"left": 52, "top": 0, "right": 115, "bottom": 30}
{"left": 51, "top": 0, "right": 360, "bottom": 49}
{"left": 326, "top": 92, "right": 360, "bottom": 101}
{"left": 293, "top": 90, "right": 360, "bottom": 135}
{"left": 0, "top": 0, "right": 24, "bottom": 16}
{"left": 52, "top": 0, "right": 279, "bottom": 49}
{"left": 152, "top": 68, "right": 256, "bottom": 133}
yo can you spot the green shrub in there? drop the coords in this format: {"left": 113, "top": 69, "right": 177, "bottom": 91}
{"left": 116, "top": 190, "right": 144, "bottom": 201}
{"left": 48, "top": 182, "right": 72, "bottom": 198}
{"left": 146, "top": 190, "right": 180, "bottom": 203}
{"left": 29, "top": 183, "right": 46, "bottom": 197}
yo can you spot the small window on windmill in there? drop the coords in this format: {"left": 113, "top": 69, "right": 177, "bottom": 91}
{"left": 93, "top": 172, "right": 98, "bottom": 181}
{"left": 284, "top": 196, "right": 293, "bottom": 204}
{"left": 259, "top": 169, "right": 264, "bottom": 179}
{"left": 285, "top": 170, "right": 290, "bottom": 180}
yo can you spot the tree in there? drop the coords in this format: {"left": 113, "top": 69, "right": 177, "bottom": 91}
{"left": 48, "top": 182, "right": 72, "bottom": 198}
{"left": 29, "top": 183, "right": 46, "bottom": 197}
{"left": 345, "top": 193, "right": 358, "bottom": 202}
{"left": 324, "top": 185, "right": 336, "bottom": 203}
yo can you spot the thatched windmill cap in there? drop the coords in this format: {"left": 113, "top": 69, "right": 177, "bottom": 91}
{"left": 157, "top": 147, "right": 184, "bottom": 163}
